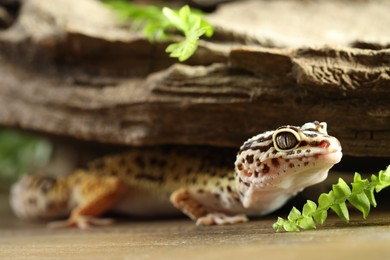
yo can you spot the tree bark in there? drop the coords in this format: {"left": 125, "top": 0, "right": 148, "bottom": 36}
{"left": 0, "top": 0, "right": 389, "bottom": 157}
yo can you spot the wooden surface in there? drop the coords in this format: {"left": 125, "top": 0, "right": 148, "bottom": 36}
{"left": 0, "top": 0, "right": 390, "bottom": 157}
{"left": 1, "top": 192, "right": 390, "bottom": 260}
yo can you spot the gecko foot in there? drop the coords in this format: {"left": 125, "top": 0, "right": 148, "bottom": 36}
{"left": 47, "top": 216, "right": 114, "bottom": 230}
{"left": 196, "top": 213, "right": 249, "bottom": 226}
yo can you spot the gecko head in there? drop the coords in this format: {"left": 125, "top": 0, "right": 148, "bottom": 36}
{"left": 10, "top": 175, "right": 71, "bottom": 220}
{"left": 235, "top": 121, "right": 342, "bottom": 192}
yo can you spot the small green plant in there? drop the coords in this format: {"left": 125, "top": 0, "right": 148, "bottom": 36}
{"left": 102, "top": 1, "right": 214, "bottom": 61}
{"left": 0, "top": 130, "right": 53, "bottom": 179}
{"left": 273, "top": 165, "right": 390, "bottom": 232}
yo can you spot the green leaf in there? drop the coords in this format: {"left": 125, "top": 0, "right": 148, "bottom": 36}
{"left": 287, "top": 207, "right": 301, "bottom": 221}
{"left": 283, "top": 221, "right": 299, "bottom": 232}
{"left": 364, "top": 188, "right": 377, "bottom": 207}
{"left": 376, "top": 166, "right": 390, "bottom": 192}
{"left": 348, "top": 193, "right": 371, "bottom": 219}
{"left": 330, "top": 202, "right": 349, "bottom": 222}
{"left": 302, "top": 200, "right": 317, "bottom": 216}
{"left": 298, "top": 216, "right": 316, "bottom": 230}
{"left": 199, "top": 19, "right": 214, "bottom": 37}
{"left": 104, "top": 2, "right": 214, "bottom": 62}
{"left": 165, "top": 27, "right": 206, "bottom": 61}
{"left": 273, "top": 166, "right": 390, "bottom": 232}
{"left": 166, "top": 39, "right": 198, "bottom": 62}
{"left": 332, "top": 178, "right": 351, "bottom": 200}
{"left": 312, "top": 209, "right": 327, "bottom": 224}
{"left": 272, "top": 217, "right": 286, "bottom": 232}
{"left": 318, "top": 193, "right": 332, "bottom": 209}
{"left": 162, "top": 7, "right": 186, "bottom": 32}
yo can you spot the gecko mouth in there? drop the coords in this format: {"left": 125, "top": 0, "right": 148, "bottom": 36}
{"left": 251, "top": 149, "right": 343, "bottom": 186}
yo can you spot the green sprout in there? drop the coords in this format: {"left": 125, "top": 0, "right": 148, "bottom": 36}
{"left": 102, "top": 1, "right": 214, "bottom": 61}
{"left": 0, "top": 130, "right": 53, "bottom": 179}
{"left": 273, "top": 165, "right": 390, "bottom": 232}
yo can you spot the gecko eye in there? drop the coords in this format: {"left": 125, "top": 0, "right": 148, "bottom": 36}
{"left": 273, "top": 129, "right": 301, "bottom": 152}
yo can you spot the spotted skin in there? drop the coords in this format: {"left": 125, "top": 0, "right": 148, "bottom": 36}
{"left": 10, "top": 122, "right": 342, "bottom": 229}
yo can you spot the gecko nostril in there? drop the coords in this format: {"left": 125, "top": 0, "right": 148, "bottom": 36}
{"left": 319, "top": 140, "right": 330, "bottom": 149}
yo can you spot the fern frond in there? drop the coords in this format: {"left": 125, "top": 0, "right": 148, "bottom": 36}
{"left": 273, "top": 165, "right": 390, "bottom": 232}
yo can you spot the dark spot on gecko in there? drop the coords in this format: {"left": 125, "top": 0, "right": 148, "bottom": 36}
{"left": 185, "top": 167, "right": 193, "bottom": 174}
{"left": 300, "top": 141, "right": 308, "bottom": 147}
{"left": 197, "top": 188, "right": 205, "bottom": 194}
{"left": 254, "top": 170, "right": 259, "bottom": 178}
{"left": 28, "top": 197, "right": 37, "bottom": 205}
{"left": 227, "top": 185, "right": 232, "bottom": 193}
{"left": 237, "top": 163, "right": 244, "bottom": 171}
{"left": 239, "top": 135, "right": 272, "bottom": 154}
{"left": 90, "top": 160, "right": 105, "bottom": 170}
{"left": 46, "top": 202, "right": 61, "bottom": 211}
{"left": 110, "top": 170, "right": 118, "bottom": 176}
{"left": 73, "top": 177, "right": 82, "bottom": 185}
{"left": 309, "top": 141, "right": 320, "bottom": 147}
{"left": 272, "top": 150, "right": 278, "bottom": 155}
{"left": 190, "top": 176, "right": 197, "bottom": 184}
{"left": 219, "top": 186, "right": 224, "bottom": 192}
{"left": 211, "top": 170, "right": 219, "bottom": 177}
{"left": 306, "top": 149, "right": 311, "bottom": 153}
{"left": 135, "top": 174, "right": 163, "bottom": 183}
{"left": 262, "top": 164, "right": 270, "bottom": 174}
{"left": 271, "top": 158, "right": 280, "bottom": 168}
{"left": 126, "top": 167, "right": 132, "bottom": 174}
{"left": 286, "top": 150, "right": 295, "bottom": 155}
{"left": 243, "top": 182, "right": 250, "bottom": 187}
{"left": 213, "top": 193, "right": 221, "bottom": 199}
{"left": 285, "top": 159, "right": 290, "bottom": 162}
{"left": 228, "top": 176, "right": 235, "bottom": 181}
{"left": 240, "top": 142, "right": 252, "bottom": 153}
{"left": 289, "top": 163, "right": 294, "bottom": 168}
{"left": 298, "top": 158, "right": 303, "bottom": 161}
{"left": 173, "top": 175, "right": 180, "bottom": 181}
{"left": 149, "top": 157, "right": 159, "bottom": 166}
{"left": 135, "top": 156, "right": 145, "bottom": 169}
{"left": 198, "top": 163, "right": 209, "bottom": 173}
{"left": 40, "top": 177, "right": 57, "bottom": 194}
{"left": 305, "top": 133, "right": 318, "bottom": 138}
{"left": 117, "top": 157, "right": 127, "bottom": 167}
{"left": 149, "top": 157, "right": 168, "bottom": 169}
{"left": 251, "top": 144, "right": 273, "bottom": 153}
{"left": 246, "top": 155, "right": 254, "bottom": 164}
{"left": 304, "top": 162, "right": 309, "bottom": 166}
{"left": 296, "top": 150, "right": 302, "bottom": 154}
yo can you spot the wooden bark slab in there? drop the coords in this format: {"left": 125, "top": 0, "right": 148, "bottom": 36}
{"left": 0, "top": 0, "right": 389, "bottom": 157}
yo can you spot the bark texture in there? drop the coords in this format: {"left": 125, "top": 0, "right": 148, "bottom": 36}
{"left": 0, "top": 0, "right": 389, "bottom": 157}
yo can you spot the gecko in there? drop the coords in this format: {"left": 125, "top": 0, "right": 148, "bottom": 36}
{"left": 10, "top": 121, "right": 342, "bottom": 229}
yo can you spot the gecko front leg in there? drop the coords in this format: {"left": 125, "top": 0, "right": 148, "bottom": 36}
{"left": 170, "top": 188, "right": 248, "bottom": 226}
{"left": 48, "top": 173, "right": 127, "bottom": 229}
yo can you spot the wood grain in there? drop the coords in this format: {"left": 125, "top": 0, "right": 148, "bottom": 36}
{"left": 0, "top": 0, "right": 389, "bottom": 157}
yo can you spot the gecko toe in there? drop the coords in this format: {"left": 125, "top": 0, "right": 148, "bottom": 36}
{"left": 196, "top": 213, "right": 248, "bottom": 225}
